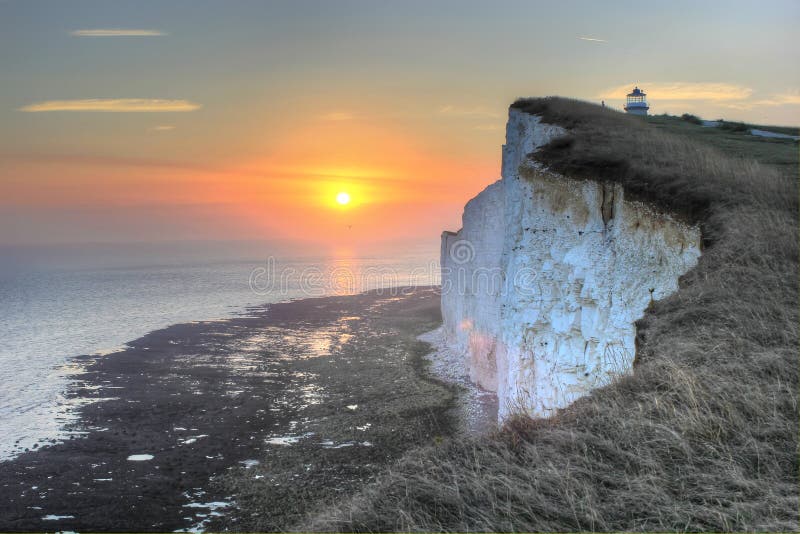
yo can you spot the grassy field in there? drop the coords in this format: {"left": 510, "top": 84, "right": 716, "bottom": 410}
{"left": 307, "top": 98, "right": 798, "bottom": 532}
{"left": 647, "top": 114, "right": 798, "bottom": 176}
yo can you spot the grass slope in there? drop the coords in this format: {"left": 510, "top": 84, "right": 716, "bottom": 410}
{"left": 648, "top": 114, "right": 799, "bottom": 176}
{"left": 307, "top": 98, "right": 799, "bottom": 532}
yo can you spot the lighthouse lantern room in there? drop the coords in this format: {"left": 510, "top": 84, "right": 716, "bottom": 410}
{"left": 624, "top": 86, "right": 649, "bottom": 116}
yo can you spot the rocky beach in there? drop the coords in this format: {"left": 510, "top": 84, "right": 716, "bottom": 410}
{"left": 0, "top": 287, "right": 460, "bottom": 532}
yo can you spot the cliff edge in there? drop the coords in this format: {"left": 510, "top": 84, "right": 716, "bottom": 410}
{"left": 441, "top": 108, "right": 702, "bottom": 419}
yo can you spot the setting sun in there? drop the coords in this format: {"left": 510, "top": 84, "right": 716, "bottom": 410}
{"left": 336, "top": 191, "right": 351, "bottom": 205}
{"left": 0, "top": 2, "right": 797, "bottom": 531}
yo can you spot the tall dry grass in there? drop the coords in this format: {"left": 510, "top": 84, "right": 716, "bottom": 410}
{"left": 306, "top": 98, "right": 799, "bottom": 532}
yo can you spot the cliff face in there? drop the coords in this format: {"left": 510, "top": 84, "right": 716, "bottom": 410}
{"left": 441, "top": 109, "right": 703, "bottom": 420}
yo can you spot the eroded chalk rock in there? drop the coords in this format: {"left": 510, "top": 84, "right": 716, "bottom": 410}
{"left": 441, "top": 109, "right": 702, "bottom": 420}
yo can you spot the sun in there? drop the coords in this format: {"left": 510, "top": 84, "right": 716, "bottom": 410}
{"left": 336, "top": 191, "right": 351, "bottom": 205}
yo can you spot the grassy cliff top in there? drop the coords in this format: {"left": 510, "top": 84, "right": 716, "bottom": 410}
{"left": 511, "top": 97, "right": 798, "bottom": 232}
{"left": 310, "top": 97, "right": 799, "bottom": 532}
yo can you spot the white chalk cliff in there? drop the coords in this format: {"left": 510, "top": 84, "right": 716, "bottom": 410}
{"left": 440, "top": 108, "right": 702, "bottom": 420}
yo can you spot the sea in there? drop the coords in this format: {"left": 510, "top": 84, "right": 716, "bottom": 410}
{"left": 0, "top": 241, "right": 439, "bottom": 460}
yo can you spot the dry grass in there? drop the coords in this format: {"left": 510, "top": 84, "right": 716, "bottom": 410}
{"left": 305, "top": 98, "right": 799, "bottom": 532}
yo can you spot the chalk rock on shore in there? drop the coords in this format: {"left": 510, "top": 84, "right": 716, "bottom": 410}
{"left": 440, "top": 108, "right": 702, "bottom": 420}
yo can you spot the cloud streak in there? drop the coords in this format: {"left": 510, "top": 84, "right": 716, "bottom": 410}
{"left": 578, "top": 36, "right": 607, "bottom": 43}
{"left": 71, "top": 29, "right": 166, "bottom": 37}
{"left": 754, "top": 93, "right": 800, "bottom": 106}
{"left": 20, "top": 99, "right": 201, "bottom": 112}
{"left": 720, "top": 92, "right": 800, "bottom": 110}
{"left": 598, "top": 82, "right": 800, "bottom": 113}
{"left": 600, "top": 82, "right": 753, "bottom": 101}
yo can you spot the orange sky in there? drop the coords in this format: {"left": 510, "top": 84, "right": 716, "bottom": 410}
{"left": 0, "top": 109, "right": 499, "bottom": 249}
{"left": 1, "top": 1, "right": 798, "bottom": 251}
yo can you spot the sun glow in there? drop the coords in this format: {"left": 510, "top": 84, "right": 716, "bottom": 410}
{"left": 336, "top": 191, "right": 351, "bottom": 205}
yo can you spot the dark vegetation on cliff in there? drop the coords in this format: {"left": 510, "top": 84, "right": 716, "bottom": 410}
{"left": 514, "top": 98, "right": 797, "bottom": 229}
{"left": 308, "top": 98, "right": 799, "bottom": 532}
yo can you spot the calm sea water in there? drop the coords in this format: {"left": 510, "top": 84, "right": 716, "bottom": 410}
{"left": 0, "top": 242, "right": 439, "bottom": 460}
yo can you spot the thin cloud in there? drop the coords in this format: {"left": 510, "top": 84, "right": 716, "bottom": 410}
{"left": 152, "top": 125, "right": 175, "bottom": 131}
{"left": 578, "top": 36, "right": 607, "bottom": 43}
{"left": 0, "top": 152, "right": 211, "bottom": 172}
{"left": 717, "top": 102, "right": 757, "bottom": 111}
{"left": 439, "top": 105, "right": 500, "bottom": 119}
{"left": 599, "top": 82, "right": 753, "bottom": 101}
{"left": 20, "top": 99, "right": 201, "bottom": 112}
{"left": 754, "top": 93, "right": 800, "bottom": 106}
{"left": 71, "top": 29, "right": 166, "bottom": 37}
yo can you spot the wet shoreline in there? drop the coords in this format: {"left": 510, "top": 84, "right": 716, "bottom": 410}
{"left": 419, "top": 327, "right": 498, "bottom": 434}
{"left": 0, "top": 286, "right": 459, "bottom": 532}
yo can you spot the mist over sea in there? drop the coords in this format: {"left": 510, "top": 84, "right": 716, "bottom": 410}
{"left": 0, "top": 241, "right": 439, "bottom": 460}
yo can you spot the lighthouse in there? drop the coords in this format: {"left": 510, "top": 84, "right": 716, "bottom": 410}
{"left": 624, "top": 86, "right": 649, "bottom": 116}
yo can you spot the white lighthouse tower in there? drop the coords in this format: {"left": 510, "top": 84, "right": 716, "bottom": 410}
{"left": 624, "top": 86, "right": 649, "bottom": 116}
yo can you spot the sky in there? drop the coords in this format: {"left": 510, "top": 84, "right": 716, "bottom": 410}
{"left": 1, "top": 0, "right": 798, "bottom": 252}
